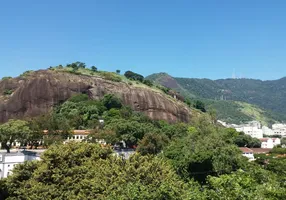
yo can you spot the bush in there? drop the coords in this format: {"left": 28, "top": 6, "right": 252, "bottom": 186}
{"left": 1, "top": 77, "right": 12, "bottom": 81}
{"left": 101, "top": 72, "right": 122, "bottom": 82}
{"left": 102, "top": 94, "right": 122, "bottom": 110}
{"left": 270, "top": 147, "right": 286, "bottom": 154}
{"left": 20, "top": 70, "right": 34, "bottom": 77}
{"left": 194, "top": 100, "right": 206, "bottom": 112}
{"left": 156, "top": 85, "right": 170, "bottom": 94}
{"left": 143, "top": 79, "right": 153, "bottom": 87}
{"left": 3, "top": 89, "right": 13, "bottom": 95}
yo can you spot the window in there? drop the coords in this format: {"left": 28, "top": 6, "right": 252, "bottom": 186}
{"left": 80, "top": 136, "right": 83, "bottom": 139}
{"left": 8, "top": 165, "right": 10, "bottom": 167}
{"left": 76, "top": 136, "right": 79, "bottom": 139}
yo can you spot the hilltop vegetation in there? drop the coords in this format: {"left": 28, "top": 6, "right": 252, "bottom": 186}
{"left": 147, "top": 73, "right": 286, "bottom": 124}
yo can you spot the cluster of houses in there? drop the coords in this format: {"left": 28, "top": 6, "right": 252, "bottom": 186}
{"left": 218, "top": 120, "right": 286, "bottom": 160}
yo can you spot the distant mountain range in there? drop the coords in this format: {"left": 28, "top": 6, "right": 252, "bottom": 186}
{"left": 146, "top": 73, "right": 286, "bottom": 125}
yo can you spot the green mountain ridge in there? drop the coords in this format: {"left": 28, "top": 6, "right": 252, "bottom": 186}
{"left": 147, "top": 73, "right": 286, "bottom": 125}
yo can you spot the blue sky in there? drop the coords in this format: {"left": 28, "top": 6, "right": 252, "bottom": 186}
{"left": 0, "top": 0, "right": 286, "bottom": 80}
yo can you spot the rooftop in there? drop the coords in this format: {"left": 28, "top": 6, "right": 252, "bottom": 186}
{"left": 239, "top": 147, "right": 253, "bottom": 153}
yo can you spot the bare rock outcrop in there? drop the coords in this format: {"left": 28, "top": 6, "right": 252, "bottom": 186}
{"left": 0, "top": 70, "right": 191, "bottom": 123}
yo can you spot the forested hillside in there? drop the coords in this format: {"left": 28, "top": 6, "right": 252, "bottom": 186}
{"left": 147, "top": 73, "right": 286, "bottom": 124}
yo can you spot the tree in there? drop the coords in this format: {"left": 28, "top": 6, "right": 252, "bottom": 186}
{"left": 163, "top": 122, "right": 246, "bottom": 183}
{"left": 0, "top": 120, "right": 31, "bottom": 153}
{"left": 102, "top": 94, "right": 122, "bottom": 110}
{"left": 91, "top": 66, "right": 97, "bottom": 72}
{"left": 116, "top": 69, "right": 120, "bottom": 74}
{"left": 234, "top": 133, "right": 261, "bottom": 148}
{"left": 3, "top": 142, "right": 199, "bottom": 199}
{"left": 206, "top": 166, "right": 286, "bottom": 199}
{"left": 124, "top": 71, "right": 144, "bottom": 82}
{"left": 194, "top": 100, "right": 206, "bottom": 112}
{"left": 185, "top": 98, "right": 191, "bottom": 107}
{"left": 137, "top": 133, "right": 169, "bottom": 155}
{"left": 104, "top": 118, "right": 156, "bottom": 148}
{"left": 66, "top": 62, "right": 86, "bottom": 70}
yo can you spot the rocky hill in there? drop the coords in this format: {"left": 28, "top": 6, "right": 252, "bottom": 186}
{"left": 0, "top": 70, "right": 191, "bottom": 124}
{"left": 147, "top": 73, "right": 286, "bottom": 124}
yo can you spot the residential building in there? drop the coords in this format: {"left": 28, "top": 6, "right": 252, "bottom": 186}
{"left": 239, "top": 147, "right": 255, "bottom": 161}
{"left": 272, "top": 123, "right": 286, "bottom": 136}
{"left": 0, "top": 150, "right": 41, "bottom": 179}
{"left": 262, "top": 126, "right": 275, "bottom": 136}
{"left": 65, "top": 130, "right": 90, "bottom": 142}
{"left": 259, "top": 138, "right": 281, "bottom": 149}
{"left": 235, "top": 126, "right": 263, "bottom": 139}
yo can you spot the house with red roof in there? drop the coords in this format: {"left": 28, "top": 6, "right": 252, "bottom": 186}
{"left": 259, "top": 138, "right": 281, "bottom": 149}
{"left": 239, "top": 147, "right": 255, "bottom": 161}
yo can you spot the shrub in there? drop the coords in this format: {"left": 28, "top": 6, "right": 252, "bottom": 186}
{"left": 1, "top": 77, "right": 12, "bottom": 81}
{"left": 143, "top": 79, "right": 153, "bottom": 87}
{"left": 156, "top": 85, "right": 170, "bottom": 94}
{"left": 101, "top": 72, "right": 122, "bottom": 82}
{"left": 102, "top": 94, "right": 122, "bottom": 110}
{"left": 20, "top": 70, "right": 34, "bottom": 77}
{"left": 3, "top": 89, "right": 13, "bottom": 95}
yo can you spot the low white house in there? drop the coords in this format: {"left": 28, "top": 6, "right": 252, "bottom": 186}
{"left": 259, "top": 138, "right": 281, "bottom": 149}
{"left": 239, "top": 147, "right": 255, "bottom": 161}
{"left": 0, "top": 151, "right": 40, "bottom": 179}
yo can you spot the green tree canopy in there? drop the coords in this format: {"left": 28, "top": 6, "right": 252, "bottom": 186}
{"left": 3, "top": 142, "right": 200, "bottom": 200}
{"left": 124, "top": 70, "right": 144, "bottom": 82}
{"left": 0, "top": 120, "right": 31, "bottom": 152}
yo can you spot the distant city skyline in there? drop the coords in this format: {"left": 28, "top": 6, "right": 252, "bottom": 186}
{"left": 1, "top": 0, "right": 286, "bottom": 80}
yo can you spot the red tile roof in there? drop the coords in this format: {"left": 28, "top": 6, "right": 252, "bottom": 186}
{"left": 249, "top": 148, "right": 272, "bottom": 154}
{"left": 43, "top": 130, "right": 91, "bottom": 135}
{"left": 239, "top": 147, "right": 253, "bottom": 153}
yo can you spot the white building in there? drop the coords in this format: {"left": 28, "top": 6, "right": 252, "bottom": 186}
{"left": 235, "top": 126, "right": 263, "bottom": 139}
{"left": 259, "top": 138, "right": 281, "bottom": 149}
{"left": 239, "top": 147, "right": 255, "bottom": 161}
{"left": 262, "top": 126, "right": 275, "bottom": 136}
{"left": 0, "top": 151, "right": 40, "bottom": 179}
{"left": 272, "top": 124, "right": 286, "bottom": 136}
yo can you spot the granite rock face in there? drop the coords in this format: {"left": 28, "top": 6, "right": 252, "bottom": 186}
{"left": 0, "top": 70, "right": 191, "bottom": 123}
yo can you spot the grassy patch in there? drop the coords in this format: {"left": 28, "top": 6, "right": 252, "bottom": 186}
{"left": 20, "top": 70, "right": 34, "bottom": 77}
{"left": 3, "top": 89, "right": 13, "bottom": 95}
{"left": 1, "top": 76, "right": 12, "bottom": 81}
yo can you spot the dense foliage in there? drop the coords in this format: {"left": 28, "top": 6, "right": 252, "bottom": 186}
{"left": 2, "top": 142, "right": 201, "bottom": 200}
{"left": 124, "top": 70, "right": 144, "bottom": 82}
